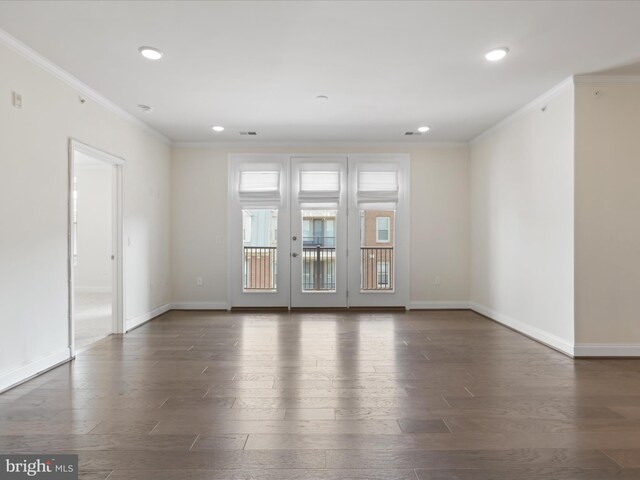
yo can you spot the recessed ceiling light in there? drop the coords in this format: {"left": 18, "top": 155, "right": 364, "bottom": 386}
{"left": 485, "top": 47, "right": 509, "bottom": 62}
{"left": 417, "top": 126, "right": 430, "bottom": 133}
{"left": 316, "top": 95, "right": 329, "bottom": 100}
{"left": 137, "top": 104, "right": 153, "bottom": 113}
{"left": 211, "top": 126, "right": 225, "bottom": 132}
{"left": 138, "top": 46, "right": 163, "bottom": 60}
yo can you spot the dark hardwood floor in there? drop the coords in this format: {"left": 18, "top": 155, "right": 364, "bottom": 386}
{"left": 2, "top": 309, "right": 640, "bottom": 479}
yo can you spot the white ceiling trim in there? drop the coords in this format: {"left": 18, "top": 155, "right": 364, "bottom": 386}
{"left": 470, "top": 76, "right": 575, "bottom": 145}
{"left": 574, "top": 75, "right": 640, "bottom": 86}
{"left": 0, "top": 27, "right": 172, "bottom": 145}
{"left": 172, "top": 141, "right": 468, "bottom": 149}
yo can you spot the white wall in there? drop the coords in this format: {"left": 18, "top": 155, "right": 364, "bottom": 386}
{"left": 0, "top": 40, "right": 171, "bottom": 391}
{"left": 470, "top": 82, "right": 575, "bottom": 354}
{"left": 170, "top": 144, "right": 470, "bottom": 308}
{"left": 74, "top": 164, "right": 112, "bottom": 291}
{"left": 574, "top": 83, "right": 640, "bottom": 352}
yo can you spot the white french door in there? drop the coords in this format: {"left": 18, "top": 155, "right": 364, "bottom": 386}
{"left": 290, "top": 157, "right": 348, "bottom": 308}
{"left": 229, "top": 154, "right": 409, "bottom": 309}
{"left": 346, "top": 155, "right": 410, "bottom": 307}
{"left": 229, "top": 155, "right": 290, "bottom": 308}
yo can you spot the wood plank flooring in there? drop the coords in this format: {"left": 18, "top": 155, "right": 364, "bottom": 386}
{"left": 2, "top": 309, "right": 640, "bottom": 479}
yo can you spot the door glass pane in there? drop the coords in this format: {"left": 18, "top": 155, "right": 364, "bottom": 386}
{"left": 302, "top": 209, "right": 336, "bottom": 292}
{"left": 325, "top": 219, "right": 335, "bottom": 247}
{"left": 361, "top": 210, "right": 395, "bottom": 291}
{"left": 242, "top": 209, "right": 278, "bottom": 291}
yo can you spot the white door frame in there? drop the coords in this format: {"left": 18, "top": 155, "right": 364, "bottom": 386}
{"left": 68, "top": 139, "right": 125, "bottom": 355}
{"left": 228, "top": 153, "right": 410, "bottom": 309}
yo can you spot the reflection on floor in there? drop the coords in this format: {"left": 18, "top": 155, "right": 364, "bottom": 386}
{"left": 74, "top": 291, "right": 112, "bottom": 349}
{"left": 1, "top": 310, "right": 640, "bottom": 479}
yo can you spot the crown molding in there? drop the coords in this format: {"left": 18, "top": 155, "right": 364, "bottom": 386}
{"left": 470, "top": 76, "right": 575, "bottom": 145}
{"left": 171, "top": 140, "right": 469, "bottom": 149}
{"left": 573, "top": 75, "right": 640, "bottom": 86}
{"left": 0, "top": 27, "right": 172, "bottom": 146}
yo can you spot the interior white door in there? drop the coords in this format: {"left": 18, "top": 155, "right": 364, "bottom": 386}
{"left": 290, "top": 157, "right": 348, "bottom": 308}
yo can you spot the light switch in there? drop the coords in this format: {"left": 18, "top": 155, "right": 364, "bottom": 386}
{"left": 12, "top": 91, "right": 22, "bottom": 109}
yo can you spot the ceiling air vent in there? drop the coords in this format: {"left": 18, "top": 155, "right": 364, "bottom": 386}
{"left": 239, "top": 131, "right": 257, "bottom": 136}
{"left": 404, "top": 131, "right": 423, "bottom": 136}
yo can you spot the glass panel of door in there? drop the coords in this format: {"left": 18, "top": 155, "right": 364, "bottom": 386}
{"left": 360, "top": 209, "right": 395, "bottom": 291}
{"left": 242, "top": 208, "right": 278, "bottom": 291}
{"left": 302, "top": 210, "right": 336, "bottom": 292}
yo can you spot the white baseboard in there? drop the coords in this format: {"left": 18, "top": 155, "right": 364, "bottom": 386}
{"left": 75, "top": 286, "right": 112, "bottom": 293}
{"left": 468, "top": 302, "right": 574, "bottom": 357}
{"left": 126, "top": 303, "right": 171, "bottom": 332}
{"left": 171, "top": 302, "right": 230, "bottom": 310}
{"left": 0, "top": 348, "right": 71, "bottom": 393}
{"left": 574, "top": 344, "right": 640, "bottom": 357}
{"left": 409, "top": 301, "right": 470, "bottom": 310}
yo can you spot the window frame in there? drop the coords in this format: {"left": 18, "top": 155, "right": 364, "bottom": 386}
{"left": 376, "top": 216, "right": 390, "bottom": 243}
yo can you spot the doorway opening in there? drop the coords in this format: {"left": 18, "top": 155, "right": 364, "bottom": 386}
{"left": 68, "top": 140, "right": 124, "bottom": 353}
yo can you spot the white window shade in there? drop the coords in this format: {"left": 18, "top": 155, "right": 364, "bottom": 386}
{"left": 300, "top": 171, "right": 340, "bottom": 192}
{"left": 239, "top": 171, "right": 279, "bottom": 193}
{"left": 358, "top": 171, "right": 398, "bottom": 192}
{"left": 298, "top": 171, "right": 340, "bottom": 204}
{"left": 238, "top": 171, "right": 281, "bottom": 204}
{"left": 357, "top": 170, "right": 399, "bottom": 207}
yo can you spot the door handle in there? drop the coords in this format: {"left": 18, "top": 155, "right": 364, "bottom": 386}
{"left": 292, "top": 253, "right": 299, "bottom": 257}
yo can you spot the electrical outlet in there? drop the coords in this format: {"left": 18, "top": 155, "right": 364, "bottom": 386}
{"left": 12, "top": 91, "right": 22, "bottom": 109}
{"left": 435, "top": 275, "right": 441, "bottom": 286}
{"left": 196, "top": 277, "right": 203, "bottom": 286}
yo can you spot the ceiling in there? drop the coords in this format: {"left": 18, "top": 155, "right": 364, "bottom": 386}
{"left": 2, "top": 1, "right": 640, "bottom": 143}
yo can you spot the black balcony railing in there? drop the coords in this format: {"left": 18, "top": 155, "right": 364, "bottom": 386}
{"left": 243, "top": 244, "right": 392, "bottom": 292}
{"left": 361, "top": 247, "right": 394, "bottom": 290}
{"left": 302, "top": 245, "right": 336, "bottom": 291}
{"left": 243, "top": 246, "right": 277, "bottom": 290}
